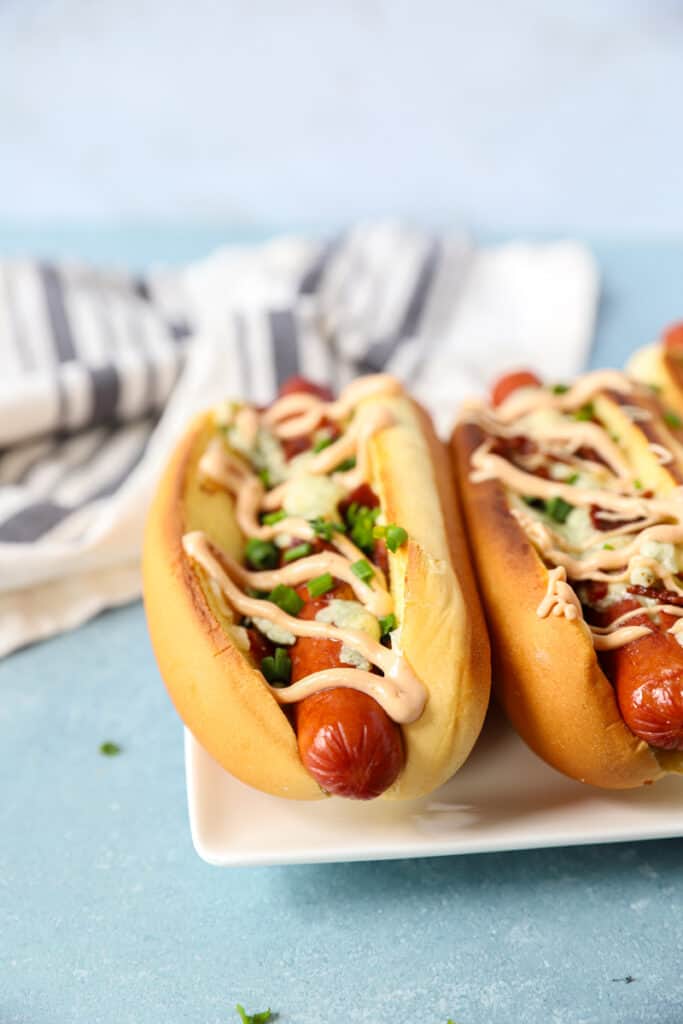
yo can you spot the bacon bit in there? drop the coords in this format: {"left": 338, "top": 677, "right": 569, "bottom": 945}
{"left": 490, "top": 435, "right": 538, "bottom": 457}
{"left": 589, "top": 505, "right": 641, "bottom": 532}
{"left": 627, "top": 584, "right": 683, "bottom": 607}
{"left": 577, "top": 445, "right": 609, "bottom": 466}
{"left": 282, "top": 435, "right": 314, "bottom": 460}
{"left": 489, "top": 435, "right": 550, "bottom": 478}
{"left": 247, "top": 626, "right": 274, "bottom": 662}
{"left": 339, "top": 482, "right": 380, "bottom": 517}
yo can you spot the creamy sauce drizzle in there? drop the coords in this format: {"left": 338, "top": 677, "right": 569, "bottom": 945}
{"left": 183, "top": 532, "right": 426, "bottom": 724}
{"left": 464, "top": 372, "right": 683, "bottom": 650}
{"left": 187, "top": 373, "right": 428, "bottom": 723}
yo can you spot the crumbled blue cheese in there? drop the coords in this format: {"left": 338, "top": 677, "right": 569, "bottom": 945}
{"left": 252, "top": 617, "right": 296, "bottom": 645}
{"left": 562, "top": 506, "right": 593, "bottom": 548}
{"left": 284, "top": 473, "right": 345, "bottom": 521}
{"left": 549, "top": 462, "right": 577, "bottom": 482}
{"left": 225, "top": 422, "right": 289, "bottom": 485}
{"left": 629, "top": 564, "right": 656, "bottom": 587}
{"left": 315, "top": 599, "right": 381, "bottom": 640}
{"left": 641, "top": 540, "right": 678, "bottom": 574}
{"left": 228, "top": 625, "right": 250, "bottom": 652}
{"left": 339, "top": 645, "right": 371, "bottom": 671}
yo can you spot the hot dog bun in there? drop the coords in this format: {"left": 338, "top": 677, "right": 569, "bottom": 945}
{"left": 144, "top": 385, "right": 490, "bottom": 800}
{"left": 627, "top": 322, "right": 683, "bottom": 418}
{"left": 452, "top": 381, "right": 683, "bottom": 789}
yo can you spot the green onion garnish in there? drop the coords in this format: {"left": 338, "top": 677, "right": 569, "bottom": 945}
{"left": 634, "top": 479, "right": 643, "bottom": 490}
{"left": 351, "top": 559, "right": 374, "bottom": 583}
{"left": 258, "top": 468, "right": 271, "bottom": 488}
{"left": 310, "top": 516, "right": 346, "bottom": 541}
{"left": 573, "top": 403, "right": 594, "bottom": 422}
{"left": 546, "top": 496, "right": 573, "bottom": 524}
{"left": 373, "top": 523, "right": 408, "bottom": 553}
{"left": 235, "top": 1006, "right": 273, "bottom": 1024}
{"left": 664, "top": 410, "right": 682, "bottom": 430}
{"left": 379, "top": 613, "right": 397, "bottom": 636}
{"left": 603, "top": 543, "right": 615, "bottom": 551}
{"left": 346, "top": 502, "right": 379, "bottom": 554}
{"left": 552, "top": 383, "right": 569, "bottom": 395}
{"left": 99, "top": 741, "right": 121, "bottom": 757}
{"left": 307, "top": 573, "right": 334, "bottom": 599}
{"left": 335, "top": 456, "right": 357, "bottom": 472}
{"left": 268, "top": 584, "right": 303, "bottom": 616}
{"left": 566, "top": 472, "right": 579, "bottom": 485}
{"left": 282, "top": 542, "right": 312, "bottom": 564}
{"left": 245, "top": 538, "right": 279, "bottom": 570}
{"left": 260, "top": 649, "right": 291, "bottom": 688}
{"left": 262, "top": 509, "right": 286, "bottom": 525}
{"left": 313, "top": 435, "right": 334, "bottom": 453}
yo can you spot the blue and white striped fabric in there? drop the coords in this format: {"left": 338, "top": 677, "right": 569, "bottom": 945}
{"left": 0, "top": 223, "right": 599, "bottom": 656}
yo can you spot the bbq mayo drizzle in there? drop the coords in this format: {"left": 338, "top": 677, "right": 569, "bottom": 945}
{"left": 462, "top": 370, "right": 683, "bottom": 650}
{"left": 183, "top": 375, "right": 427, "bottom": 725}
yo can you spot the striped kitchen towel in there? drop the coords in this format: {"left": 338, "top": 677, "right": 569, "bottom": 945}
{"left": 0, "top": 223, "right": 599, "bottom": 657}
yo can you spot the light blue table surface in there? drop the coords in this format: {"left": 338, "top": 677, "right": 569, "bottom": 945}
{"left": 2, "top": 229, "right": 683, "bottom": 1024}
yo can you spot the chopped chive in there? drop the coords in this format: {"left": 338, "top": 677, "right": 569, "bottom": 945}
{"left": 282, "top": 542, "right": 312, "bottom": 563}
{"left": 379, "top": 613, "right": 397, "bottom": 636}
{"left": 307, "top": 572, "right": 334, "bottom": 599}
{"left": 664, "top": 409, "right": 682, "bottom": 430}
{"left": 262, "top": 509, "right": 286, "bottom": 525}
{"left": 385, "top": 524, "right": 408, "bottom": 553}
{"left": 552, "top": 383, "right": 569, "bottom": 395}
{"left": 573, "top": 402, "right": 594, "bottom": 422}
{"left": 258, "top": 468, "right": 271, "bottom": 488}
{"left": 99, "top": 741, "right": 121, "bottom": 757}
{"left": 313, "top": 435, "right": 334, "bottom": 453}
{"left": 351, "top": 558, "right": 374, "bottom": 583}
{"left": 236, "top": 1006, "right": 273, "bottom": 1024}
{"left": 245, "top": 538, "right": 279, "bottom": 570}
{"left": 261, "top": 648, "right": 292, "bottom": 687}
{"left": 373, "top": 523, "right": 408, "bottom": 553}
{"left": 603, "top": 543, "right": 615, "bottom": 551}
{"left": 310, "top": 516, "right": 346, "bottom": 541}
{"left": 634, "top": 479, "right": 643, "bottom": 490}
{"left": 335, "top": 456, "right": 357, "bottom": 472}
{"left": 346, "top": 502, "right": 379, "bottom": 553}
{"left": 565, "top": 472, "right": 580, "bottom": 485}
{"left": 268, "top": 584, "right": 303, "bottom": 616}
{"left": 546, "top": 496, "right": 573, "bottom": 524}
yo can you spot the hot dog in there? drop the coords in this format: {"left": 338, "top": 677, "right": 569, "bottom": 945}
{"left": 144, "top": 374, "right": 490, "bottom": 800}
{"left": 452, "top": 367, "right": 683, "bottom": 788}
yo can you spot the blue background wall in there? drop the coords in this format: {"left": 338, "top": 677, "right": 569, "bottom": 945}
{"left": 1, "top": 1, "right": 681, "bottom": 232}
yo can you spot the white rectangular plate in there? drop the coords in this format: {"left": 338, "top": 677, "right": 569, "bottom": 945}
{"left": 185, "top": 709, "right": 683, "bottom": 867}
